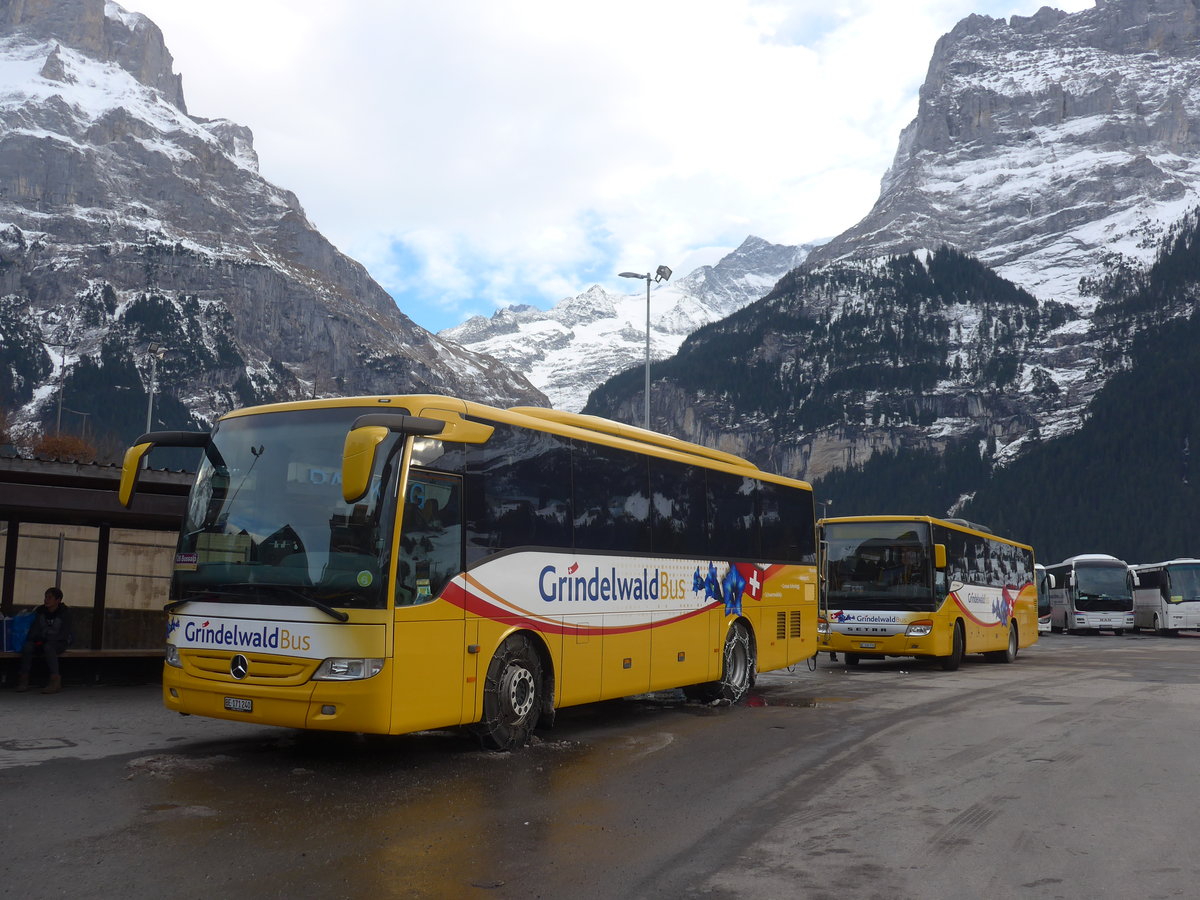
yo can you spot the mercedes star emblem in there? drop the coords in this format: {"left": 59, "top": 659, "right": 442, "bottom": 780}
{"left": 230, "top": 654, "right": 249, "bottom": 679}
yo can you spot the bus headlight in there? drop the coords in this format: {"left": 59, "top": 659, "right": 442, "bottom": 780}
{"left": 905, "top": 621, "right": 934, "bottom": 637}
{"left": 817, "top": 620, "right": 829, "bottom": 635}
{"left": 313, "top": 658, "right": 384, "bottom": 681}
{"left": 166, "top": 645, "right": 182, "bottom": 668}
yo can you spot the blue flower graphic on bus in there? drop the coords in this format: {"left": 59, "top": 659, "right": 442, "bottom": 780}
{"left": 721, "top": 565, "right": 746, "bottom": 616}
{"left": 694, "top": 562, "right": 721, "bottom": 604}
{"left": 693, "top": 562, "right": 746, "bottom": 615}
{"left": 992, "top": 589, "right": 1015, "bottom": 624}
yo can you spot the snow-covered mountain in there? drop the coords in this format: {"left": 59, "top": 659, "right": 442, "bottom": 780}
{"left": 0, "top": 0, "right": 544, "bottom": 447}
{"left": 809, "top": 0, "right": 1200, "bottom": 310}
{"left": 440, "top": 236, "right": 820, "bottom": 411}
{"left": 587, "top": 0, "right": 1200, "bottom": 485}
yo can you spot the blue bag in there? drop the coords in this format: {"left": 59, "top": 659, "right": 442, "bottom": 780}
{"left": 10, "top": 611, "right": 34, "bottom": 652}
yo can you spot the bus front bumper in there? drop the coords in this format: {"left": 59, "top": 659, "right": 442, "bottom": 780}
{"left": 818, "top": 629, "right": 945, "bottom": 658}
{"left": 1068, "top": 613, "right": 1134, "bottom": 630}
{"left": 162, "top": 665, "right": 393, "bottom": 733}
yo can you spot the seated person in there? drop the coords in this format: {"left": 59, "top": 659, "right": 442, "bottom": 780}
{"left": 17, "top": 586, "right": 73, "bottom": 694}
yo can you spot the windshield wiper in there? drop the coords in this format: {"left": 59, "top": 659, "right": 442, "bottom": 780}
{"left": 200, "top": 583, "right": 350, "bottom": 621}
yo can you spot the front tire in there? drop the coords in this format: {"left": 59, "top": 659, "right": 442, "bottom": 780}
{"left": 940, "top": 621, "right": 965, "bottom": 671}
{"left": 476, "top": 633, "right": 543, "bottom": 751}
{"left": 684, "top": 621, "right": 756, "bottom": 703}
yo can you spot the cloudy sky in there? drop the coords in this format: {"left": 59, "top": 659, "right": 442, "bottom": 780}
{"left": 123, "top": 0, "right": 1095, "bottom": 334}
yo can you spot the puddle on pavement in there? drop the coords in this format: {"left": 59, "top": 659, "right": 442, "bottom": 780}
{"left": 0, "top": 737, "right": 77, "bottom": 751}
{"left": 744, "top": 694, "right": 857, "bottom": 708}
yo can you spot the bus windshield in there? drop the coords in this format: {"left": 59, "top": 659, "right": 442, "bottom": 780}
{"left": 172, "top": 407, "right": 404, "bottom": 612}
{"left": 1167, "top": 565, "right": 1200, "bottom": 602}
{"left": 1075, "top": 564, "right": 1133, "bottom": 611}
{"left": 824, "top": 521, "right": 935, "bottom": 611}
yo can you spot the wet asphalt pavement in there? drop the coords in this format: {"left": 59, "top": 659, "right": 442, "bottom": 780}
{"left": 3, "top": 633, "right": 1199, "bottom": 899}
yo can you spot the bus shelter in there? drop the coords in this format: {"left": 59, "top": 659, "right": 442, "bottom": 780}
{"left": 0, "top": 456, "right": 190, "bottom": 656}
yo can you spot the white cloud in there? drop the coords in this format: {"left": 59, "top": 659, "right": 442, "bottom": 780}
{"left": 122, "top": 0, "right": 1097, "bottom": 331}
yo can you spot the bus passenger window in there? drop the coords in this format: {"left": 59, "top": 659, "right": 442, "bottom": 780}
{"left": 397, "top": 472, "right": 462, "bottom": 606}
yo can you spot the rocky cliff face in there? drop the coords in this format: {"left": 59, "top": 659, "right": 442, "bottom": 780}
{"left": 0, "top": 0, "right": 544, "bottom": 447}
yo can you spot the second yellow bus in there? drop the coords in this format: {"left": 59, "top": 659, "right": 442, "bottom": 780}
{"left": 818, "top": 516, "right": 1038, "bottom": 669}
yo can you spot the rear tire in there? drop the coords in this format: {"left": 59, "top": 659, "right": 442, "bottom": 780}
{"left": 987, "top": 622, "right": 1018, "bottom": 663}
{"left": 475, "top": 633, "right": 543, "bottom": 751}
{"left": 940, "top": 621, "right": 965, "bottom": 671}
{"left": 683, "top": 621, "right": 755, "bottom": 703}
{"left": 843, "top": 653, "right": 860, "bottom": 667}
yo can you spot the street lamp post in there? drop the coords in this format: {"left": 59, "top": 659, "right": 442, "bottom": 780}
{"left": 145, "top": 342, "right": 167, "bottom": 433}
{"left": 143, "top": 343, "right": 168, "bottom": 469}
{"left": 619, "top": 264, "right": 672, "bottom": 430}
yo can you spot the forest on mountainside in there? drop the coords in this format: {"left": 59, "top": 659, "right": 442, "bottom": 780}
{"left": 815, "top": 214, "right": 1200, "bottom": 565}
{"left": 586, "top": 247, "right": 1071, "bottom": 433}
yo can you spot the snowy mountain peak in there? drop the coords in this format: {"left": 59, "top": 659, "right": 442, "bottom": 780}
{"left": 3, "top": 0, "right": 186, "bottom": 111}
{"left": 810, "top": 0, "right": 1200, "bottom": 316}
{"left": 441, "top": 235, "right": 822, "bottom": 411}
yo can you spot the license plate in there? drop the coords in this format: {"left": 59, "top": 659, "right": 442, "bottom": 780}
{"left": 224, "top": 697, "right": 253, "bottom": 713}
{"left": 858, "top": 642, "right": 877, "bottom": 649}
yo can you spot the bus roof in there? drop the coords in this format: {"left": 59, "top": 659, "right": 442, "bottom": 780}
{"left": 1053, "top": 553, "right": 1128, "bottom": 567}
{"left": 213, "top": 393, "right": 811, "bottom": 490}
{"left": 507, "top": 406, "right": 756, "bottom": 471}
{"left": 1132, "top": 558, "right": 1200, "bottom": 570}
{"left": 820, "top": 515, "right": 1031, "bottom": 551}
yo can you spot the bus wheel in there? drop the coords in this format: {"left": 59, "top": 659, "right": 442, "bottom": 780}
{"left": 843, "top": 653, "right": 860, "bottom": 667}
{"left": 987, "top": 623, "right": 1018, "bottom": 663}
{"left": 684, "top": 621, "right": 755, "bottom": 703}
{"left": 940, "top": 622, "right": 964, "bottom": 671}
{"left": 476, "top": 633, "right": 542, "bottom": 751}
{"left": 1154, "top": 615, "right": 1170, "bottom": 637}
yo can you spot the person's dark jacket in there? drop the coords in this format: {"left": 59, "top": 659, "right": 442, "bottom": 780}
{"left": 27, "top": 603, "right": 73, "bottom": 651}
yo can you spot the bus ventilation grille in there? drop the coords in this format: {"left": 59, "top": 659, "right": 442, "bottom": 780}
{"left": 790, "top": 611, "right": 803, "bottom": 639}
{"left": 777, "top": 612, "right": 787, "bottom": 641}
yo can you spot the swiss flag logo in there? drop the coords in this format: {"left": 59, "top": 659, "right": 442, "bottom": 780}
{"left": 735, "top": 564, "right": 764, "bottom": 602}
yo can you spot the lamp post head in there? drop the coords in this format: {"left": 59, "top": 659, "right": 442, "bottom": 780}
{"left": 619, "top": 271, "right": 647, "bottom": 280}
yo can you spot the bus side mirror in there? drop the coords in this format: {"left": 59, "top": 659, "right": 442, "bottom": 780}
{"left": 342, "top": 414, "right": 447, "bottom": 504}
{"left": 1047, "top": 574, "right": 1056, "bottom": 589}
{"left": 118, "top": 430, "right": 210, "bottom": 507}
{"left": 933, "top": 543, "right": 947, "bottom": 569}
{"left": 342, "top": 426, "right": 391, "bottom": 504}
{"left": 118, "top": 443, "right": 153, "bottom": 507}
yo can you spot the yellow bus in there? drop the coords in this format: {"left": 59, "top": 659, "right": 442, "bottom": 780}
{"left": 818, "top": 516, "right": 1037, "bottom": 669}
{"left": 120, "top": 395, "right": 819, "bottom": 749}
